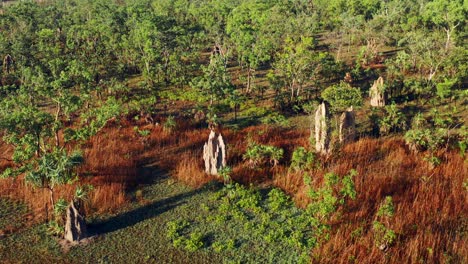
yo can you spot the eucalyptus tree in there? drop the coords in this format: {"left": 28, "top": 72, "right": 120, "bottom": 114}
{"left": 402, "top": 30, "right": 447, "bottom": 82}
{"left": 321, "top": 82, "right": 363, "bottom": 115}
{"left": 0, "top": 1, "right": 123, "bottom": 214}
{"left": 191, "top": 54, "right": 235, "bottom": 108}
{"left": 226, "top": 0, "right": 276, "bottom": 93}
{"left": 0, "top": 83, "right": 122, "bottom": 215}
{"left": 423, "top": 0, "right": 466, "bottom": 51}
{"left": 125, "top": 13, "right": 162, "bottom": 86}
{"left": 188, "top": 0, "right": 238, "bottom": 66}
{"left": 0, "top": 86, "right": 80, "bottom": 211}
{"left": 273, "top": 36, "right": 318, "bottom": 103}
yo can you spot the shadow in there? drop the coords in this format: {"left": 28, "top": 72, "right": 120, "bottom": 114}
{"left": 88, "top": 188, "right": 204, "bottom": 235}
{"left": 136, "top": 166, "right": 171, "bottom": 185}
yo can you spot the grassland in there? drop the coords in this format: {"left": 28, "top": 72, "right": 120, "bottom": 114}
{"left": 0, "top": 168, "right": 322, "bottom": 263}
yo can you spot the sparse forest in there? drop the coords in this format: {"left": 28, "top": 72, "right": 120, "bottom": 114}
{"left": 0, "top": 0, "right": 466, "bottom": 263}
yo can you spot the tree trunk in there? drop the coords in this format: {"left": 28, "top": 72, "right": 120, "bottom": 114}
{"left": 290, "top": 85, "right": 294, "bottom": 103}
{"left": 296, "top": 82, "right": 302, "bottom": 98}
{"left": 290, "top": 79, "right": 296, "bottom": 103}
{"left": 234, "top": 104, "right": 238, "bottom": 121}
{"left": 444, "top": 23, "right": 459, "bottom": 51}
{"left": 445, "top": 28, "right": 452, "bottom": 51}
{"left": 36, "top": 133, "right": 41, "bottom": 157}
{"left": 247, "top": 65, "right": 251, "bottom": 93}
{"left": 48, "top": 187, "right": 55, "bottom": 213}
{"left": 54, "top": 103, "right": 61, "bottom": 147}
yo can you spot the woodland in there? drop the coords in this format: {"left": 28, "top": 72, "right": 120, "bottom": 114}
{"left": 0, "top": 0, "right": 467, "bottom": 263}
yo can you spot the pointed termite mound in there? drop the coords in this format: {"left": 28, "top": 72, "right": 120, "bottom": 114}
{"left": 370, "top": 77, "right": 385, "bottom": 107}
{"left": 64, "top": 200, "right": 87, "bottom": 243}
{"left": 339, "top": 106, "right": 356, "bottom": 144}
{"left": 315, "top": 102, "right": 331, "bottom": 155}
{"left": 203, "top": 130, "right": 226, "bottom": 175}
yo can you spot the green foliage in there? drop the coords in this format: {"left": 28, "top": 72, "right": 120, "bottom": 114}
{"left": 243, "top": 141, "right": 284, "bottom": 168}
{"left": 260, "top": 112, "right": 289, "bottom": 127}
{"left": 272, "top": 36, "right": 318, "bottom": 102}
{"left": 267, "top": 188, "right": 291, "bottom": 211}
{"left": 201, "top": 184, "right": 330, "bottom": 262}
{"left": 436, "top": 78, "right": 457, "bottom": 99}
{"left": 379, "top": 103, "right": 407, "bottom": 135}
{"left": 458, "top": 127, "right": 468, "bottom": 158}
{"left": 376, "top": 196, "right": 394, "bottom": 218}
{"left": 373, "top": 196, "right": 397, "bottom": 249}
{"left": 166, "top": 220, "right": 190, "bottom": 240}
{"left": 75, "top": 185, "right": 93, "bottom": 201}
{"left": 372, "top": 221, "right": 396, "bottom": 249}
{"left": 167, "top": 219, "right": 205, "bottom": 251}
{"left": 218, "top": 166, "right": 233, "bottom": 185}
{"left": 290, "top": 147, "right": 318, "bottom": 172}
{"left": 184, "top": 232, "right": 205, "bottom": 252}
{"left": 403, "top": 108, "right": 462, "bottom": 155}
{"left": 53, "top": 199, "right": 68, "bottom": 220}
{"left": 134, "top": 127, "right": 151, "bottom": 137}
{"left": 212, "top": 239, "right": 235, "bottom": 253}
{"left": 321, "top": 82, "right": 363, "bottom": 113}
{"left": 190, "top": 55, "right": 235, "bottom": 107}
{"left": 47, "top": 220, "right": 64, "bottom": 237}
{"left": 25, "top": 149, "right": 83, "bottom": 190}
{"left": 65, "top": 97, "right": 123, "bottom": 141}
{"left": 405, "top": 128, "right": 444, "bottom": 152}
{"left": 242, "top": 106, "right": 269, "bottom": 118}
{"left": 307, "top": 170, "right": 357, "bottom": 219}
{"left": 163, "top": 116, "right": 177, "bottom": 132}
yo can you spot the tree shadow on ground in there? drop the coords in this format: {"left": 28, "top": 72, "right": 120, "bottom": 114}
{"left": 88, "top": 174, "right": 224, "bottom": 236}
{"left": 88, "top": 188, "right": 204, "bottom": 235}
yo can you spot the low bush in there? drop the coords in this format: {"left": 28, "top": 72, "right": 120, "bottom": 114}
{"left": 243, "top": 141, "right": 284, "bottom": 168}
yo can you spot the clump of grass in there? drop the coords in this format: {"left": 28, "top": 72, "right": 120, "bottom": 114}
{"left": 174, "top": 153, "right": 216, "bottom": 188}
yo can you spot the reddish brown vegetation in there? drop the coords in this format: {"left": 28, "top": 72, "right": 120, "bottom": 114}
{"left": 309, "top": 138, "right": 467, "bottom": 264}
{"left": 1, "top": 118, "right": 466, "bottom": 263}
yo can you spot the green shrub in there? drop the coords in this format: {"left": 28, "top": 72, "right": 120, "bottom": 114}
{"left": 458, "top": 127, "right": 467, "bottom": 157}
{"left": 243, "top": 106, "right": 269, "bottom": 118}
{"left": 212, "top": 239, "right": 235, "bottom": 253}
{"left": 379, "top": 103, "right": 407, "bottom": 135}
{"left": 373, "top": 196, "right": 397, "bottom": 250}
{"left": 404, "top": 128, "right": 445, "bottom": 153}
{"left": 163, "top": 116, "right": 177, "bottom": 132}
{"left": 243, "top": 142, "right": 284, "bottom": 168}
{"left": 184, "top": 232, "right": 204, "bottom": 252}
{"left": 436, "top": 78, "right": 457, "bottom": 99}
{"left": 372, "top": 221, "right": 396, "bottom": 249}
{"left": 307, "top": 170, "right": 357, "bottom": 219}
{"left": 218, "top": 166, "right": 233, "bottom": 185}
{"left": 377, "top": 196, "right": 394, "bottom": 217}
{"left": 167, "top": 220, "right": 205, "bottom": 252}
{"left": 47, "top": 220, "right": 64, "bottom": 236}
{"left": 260, "top": 112, "right": 289, "bottom": 127}
{"left": 267, "top": 188, "right": 291, "bottom": 211}
{"left": 290, "top": 147, "right": 318, "bottom": 172}
{"left": 321, "top": 82, "right": 363, "bottom": 113}
{"left": 167, "top": 220, "right": 189, "bottom": 236}
{"left": 133, "top": 126, "right": 151, "bottom": 137}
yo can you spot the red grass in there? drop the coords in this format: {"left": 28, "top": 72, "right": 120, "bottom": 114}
{"left": 174, "top": 152, "right": 216, "bottom": 188}
{"left": 307, "top": 138, "right": 468, "bottom": 264}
